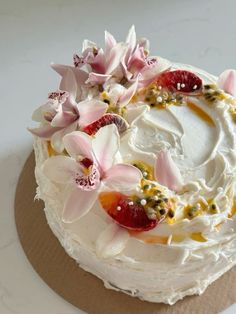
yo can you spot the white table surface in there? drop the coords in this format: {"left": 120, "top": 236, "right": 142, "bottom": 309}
{"left": 1, "top": 0, "right": 235, "bottom": 313}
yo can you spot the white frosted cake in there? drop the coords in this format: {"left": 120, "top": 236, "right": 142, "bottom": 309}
{"left": 29, "top": 26, "right": 236, "bottom": 304}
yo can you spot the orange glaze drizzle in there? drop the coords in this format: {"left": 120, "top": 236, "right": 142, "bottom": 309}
{"left": 187, "top": 101, "right": 215, "bottom": 126}
{"left": 47, "top": 141, "right": 57, "bottom": 156}
{"left": 228, "top": 199, "right": 236, "bottom": 218}
{"left": 128, "top": 230, "right": 169, "bottom": 244}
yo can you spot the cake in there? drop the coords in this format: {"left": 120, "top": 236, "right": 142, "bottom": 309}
{"left": 29, "top": 26, "right": 236, "bottom": 305}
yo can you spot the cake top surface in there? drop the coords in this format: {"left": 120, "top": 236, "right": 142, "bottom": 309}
{"left": 30, "top": 26, "right": 236, "bottom": 258}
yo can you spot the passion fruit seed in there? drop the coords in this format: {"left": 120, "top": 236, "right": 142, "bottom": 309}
{"left": 184, "top": 202, "right": 203, "bottom": 220}
{"left": 208, "top": 203, "right": 218, "bottom": 214}
{"left": 143, "top": 83, "right": 184, "bottom": 109}
{"left": 202, "top": 84, "right": 226, "bottom": 104}
{"left": 167, "top": 209, "right": 175, "bottom": 218}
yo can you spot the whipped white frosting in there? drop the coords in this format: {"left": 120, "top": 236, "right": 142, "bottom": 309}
{"left": 33, "top": 63, "right": 236, "bottom": 305}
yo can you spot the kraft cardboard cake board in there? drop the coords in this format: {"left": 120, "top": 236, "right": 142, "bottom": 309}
{"left": 14, "top": 152, "right": 236, "bottom": 314}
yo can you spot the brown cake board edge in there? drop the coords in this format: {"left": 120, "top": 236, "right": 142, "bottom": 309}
{"left": 14, "top": 152, "right": 236, "bottom": 314}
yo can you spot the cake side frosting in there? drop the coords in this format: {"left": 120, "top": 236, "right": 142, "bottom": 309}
{"left": 30, "top": 27, "right": 236, "bottom": 305}
{"left": 33, "top": 106, "right": 236, "bottom": 304}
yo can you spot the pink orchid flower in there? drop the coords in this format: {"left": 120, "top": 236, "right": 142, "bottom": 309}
{"left": 155, "top": 150, "right": 183, "bottom": 192}
{"left": 73, "top": 32, "right": 128, "bottom": 85}
{"left": 42, "top": 124, "right": 142, "bottom": 223}
{"left": 103, "top": 76, "right": 139, "bottom": 108}
{"left": 71, "top": 26, "right": 170, "bottom": 87}
{"left": 217, "top": 69, "right": 236, "bottom": 97}
{"left": 29, "top": 69, "right": 108, "bottom": 152}
{"left": 121, "top": 25, "right": 171, "bottom": 87}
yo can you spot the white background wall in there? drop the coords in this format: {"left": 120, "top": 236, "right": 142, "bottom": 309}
{"left": 0, "top": 0, "right": 236, "bottom": 313}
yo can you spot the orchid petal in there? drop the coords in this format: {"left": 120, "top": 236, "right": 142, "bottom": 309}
{"left": 51, "top": 122, "right": 77, "bottom": 153}
{"left": 63, "top": 130, "right": 93, "bottom": 160}
{"left": 73, "top": 68, "right": 89, "bottom": 86}
{"left": 86, "top": 72, "right": 111, "bottom": 85}
{"left": 105, "top": 30, "right": 117, "bottom": 53}
{"left": 217, "top": 69, "right": 236, "bottom": 97}
{"left": 126, "top": 25, "right": 136, "bottom": 53}
{"left": 137, "top": 37, "right": 150, "bottom": 52}
{"left": 127, "top": 46, "right": 146, "bottom": 73}
{"left": 51, "top": 63, "right": 88, "bottom": 88}
{"left": 28, "top": 125, "right": 60, "bottom": 139}
{"left": 92, "top": 124, "right": 119, "bottom": 172}
{"left": 103, "top": 83, "right": 125, "bottom": 104}
{"left": 120, "top": 59, "right": 133, "bottom": 81}
{"left": 51, "top": 63, "right": 70, "bottom": 76}
{"left": 62, "top": 188, "right": 98, "bottom": 223}
{"left": 96, "top": 223, "right": 129, "bottom": 258}
{"left": 119, "top": 77, "right": 139, "bottom": 107}
{"left": 91, "top": 49, "right": 106, "bottom": 73}
{"left": 32, "top": 106, "right": 44, "bottom": 122}
{"left": 105, "top": 42, "right": 128, "bottom": 75}
{"left": 59, "top": 69, "right": 77, "bottom": 100}
{"left": 42, "top": 156, "right": 79, "bottom": 184}
{"left": 155, "top": 150, "right": 183, "bottom": 192}
{"left": 51, "top": 110, "right": 77, "bottom": 128}
{"left": 103, "top": 164, "right": 142, "bottom": 190}
{"left": 139, "top": 57, "right": 171, "bottom": 85}
{"left": 82, "top": 39, "right": 97, "bottom": 52}
{"left": 77, "top": 99, "right": 108, "bottom": 128}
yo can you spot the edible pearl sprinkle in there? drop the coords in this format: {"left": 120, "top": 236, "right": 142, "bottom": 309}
{"left": 117, "top": 206, "right": 121, "bottom": 211}
{"left": 143, "top": 171, "right": 148, "bottom": 177}
{"left": 129, "top": 201, "right": 134, "bottom": 206}
{"left": 140, "top": 199, "right": 147, "bottom": 206}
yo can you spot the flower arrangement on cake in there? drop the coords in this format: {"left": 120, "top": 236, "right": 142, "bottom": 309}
{"left": 29, "top": 26, "right": 236, "bottom": 304}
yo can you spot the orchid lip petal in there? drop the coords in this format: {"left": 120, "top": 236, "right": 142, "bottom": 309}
{"left": 74, "top": 164, "right": 101, "bottom": 191}
{"left": 96, "top": 223, "right": 129, "bottom": 258}
{"left": 62, "top": 188, "right": 98, "bottom": 223}
{"left": 155, "top": 150, "right": 183, "bottom": 192}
